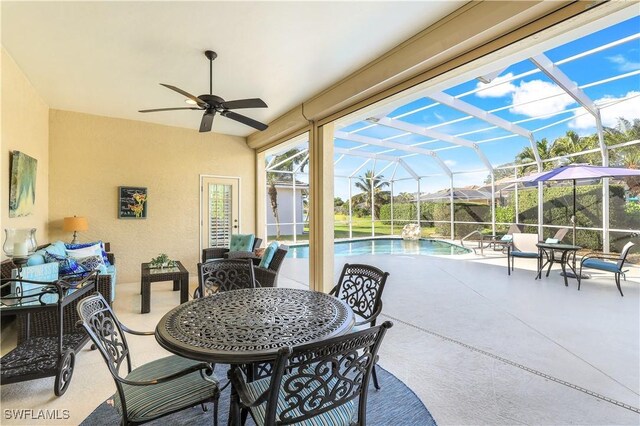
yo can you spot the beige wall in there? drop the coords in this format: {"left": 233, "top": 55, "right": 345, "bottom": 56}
{"left": 49, "top": 110, "right": 255, "bottom": 282}
{"left": 1, "top": 48, "right": 50, "bottom": 260}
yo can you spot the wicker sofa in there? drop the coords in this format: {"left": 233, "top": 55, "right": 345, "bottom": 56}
{"left": 0, "top": 242, "right": 115, "bottom": 344}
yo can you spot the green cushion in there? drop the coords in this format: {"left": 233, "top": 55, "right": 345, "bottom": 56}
{"left": 245, "top": 372, "right": 355, "bottom": 426}
{"left": 230, "top": 234, "right": 255, "bottom": 252}
{"left": 113, "top": 355, "right": 218, "bottom": 424}
{"left": 104, "top": 265, "right": 117, "bottom": 301}
{"left": 582, "top": 259, "right": 620, "bottom": 273}
{"left": 259, "top": 242, "right": 279, "bottom": 269}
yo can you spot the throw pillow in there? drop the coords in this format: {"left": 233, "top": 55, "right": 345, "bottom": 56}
{"left": 76, "top": 254, "right": 106, "bottom": 272}
{"left": 229, "top": 234, "right": 255, "bottom": 252}
{"left": 44, "top": 252, "right": 85, "bottom": 276}
{"left": 500, "top": 235, "right": 513, "bottom": 242}
{"left": 259, "top": 242, "right": 280, "bottom": 269}
{"left": 66, "top": 243, "right": 102, "bottom": 259}
{"left": 66, "top": 241, "right": 111, "bottom": 267}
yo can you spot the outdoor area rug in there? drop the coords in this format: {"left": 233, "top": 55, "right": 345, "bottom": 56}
{"left": 81, "top": 365, "right": 436, "bottom": 425}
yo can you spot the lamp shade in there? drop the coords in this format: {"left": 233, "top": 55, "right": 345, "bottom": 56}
{"left": 63, "top": 216, "right": 89, "bottom": 232}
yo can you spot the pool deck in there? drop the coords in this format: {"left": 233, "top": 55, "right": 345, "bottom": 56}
{"left": 1, "top": 247, "right": 638, "bottom": 424}
{"left": 279, "top": 247, "right": 640, "bottom": 425}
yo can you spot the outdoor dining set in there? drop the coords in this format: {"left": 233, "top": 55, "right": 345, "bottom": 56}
{"left": 504, "top": 225, "right": 635, "bottom": 297}
{"left": 80, "top": 248, "right": 392, "bottom": 426}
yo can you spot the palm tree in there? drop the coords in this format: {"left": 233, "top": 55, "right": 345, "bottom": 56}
{"left": 515, "top": 138, "right": 555, "bottom": 174}
{"left": 266, "top": 148, "right": 309, "bottom": 238}
{"left": 267, "top": 173, "right": 281, "bottom": 238}
{"left": 550, "top": 130, "right": 597, "bottom": 164}
{"left": 354, "top": 170, "right": 389, "bottom": 220}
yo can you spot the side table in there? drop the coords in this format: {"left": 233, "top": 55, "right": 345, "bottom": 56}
{"left": 140, "top": 261, "right": 189, "bottom": 314}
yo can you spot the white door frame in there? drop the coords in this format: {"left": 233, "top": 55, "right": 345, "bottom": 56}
{"left": 199, "top": 174, "right": 242, "bottom": 256}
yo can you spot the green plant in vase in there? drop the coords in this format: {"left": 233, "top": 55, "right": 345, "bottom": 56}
{"left": 150, "top": 253, "right": 175, "bottom": 269}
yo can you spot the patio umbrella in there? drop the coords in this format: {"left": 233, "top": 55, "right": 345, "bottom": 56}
{"left": 516, "top": 164, "right": 640, "bottom": 245}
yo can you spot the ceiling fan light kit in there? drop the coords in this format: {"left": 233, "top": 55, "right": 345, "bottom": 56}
{"left": 139, "top": 50, "right": 268, "bottom": 132}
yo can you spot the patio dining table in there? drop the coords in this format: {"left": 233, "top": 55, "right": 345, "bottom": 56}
{"left": 536, "top": 242, "right": 582, "bottom": 287}
{"left": 155, "top": 287, "right": 355, "bottom": 425}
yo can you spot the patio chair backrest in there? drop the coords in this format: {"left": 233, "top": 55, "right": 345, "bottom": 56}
{"left": 553, "top": 228, "right": 569, "bottom": 242}
{"left": 512, "top": 233, "right": 539, "bottom": 253}
{"left": 197, "top": 258, "right": 256, "bottom": 297}
{"left": 77, "top": 293, "right": 133, "bottom": 380}
{"left": 618, "top": 242, "right": 635, "bottom": 269}
{"left": 263, "top": 322, "right": 393, "bottom": 425}
{"left": 333, "top": 263, "right": 389, "bottom": 322}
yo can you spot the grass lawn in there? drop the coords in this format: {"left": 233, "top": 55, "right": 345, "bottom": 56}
{"left": 270, "top": 215, "right": 439, "bottom": 243}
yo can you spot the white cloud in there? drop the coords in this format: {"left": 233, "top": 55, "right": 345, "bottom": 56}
{"left": 509, "top": 80, "right": 575, "bottom": 117}
{"left": 475, "top": 73, "right": 516, "bottom": 98}
{"left": 569, "top": 91, "right": 640, "bottom": 130}
{"left": 443, "top": 159, "right": 457, "bottom": 167}
{"left": 607, "top": 54, "right": 640, "bottom": 72}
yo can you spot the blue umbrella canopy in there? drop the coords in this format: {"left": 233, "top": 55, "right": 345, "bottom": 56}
{"left": 517, "top": 164, "right": 640, "bottom": 183}
{"left": 515, "top": 164, "right": 640, "bottom": 245}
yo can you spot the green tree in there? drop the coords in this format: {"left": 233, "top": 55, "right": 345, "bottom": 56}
{"left": 353, "top": 170, "right": 390, "bottom": 220}
{"left": 515, "top": 138, "right": 554, "bottom": 173}
{"left": 266, "top": 147, "right": 309, "bottom": 238}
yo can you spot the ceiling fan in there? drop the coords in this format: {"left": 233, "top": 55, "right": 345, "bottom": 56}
{"left": 139, "top": 50, "right": 268, "bottom": 132}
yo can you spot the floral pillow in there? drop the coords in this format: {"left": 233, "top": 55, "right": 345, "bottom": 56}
{"left": 76, "top": 255, "right": 106, "bottom": 272}
{"left": 44, "top": 252, "right": 85, "bottom": 276}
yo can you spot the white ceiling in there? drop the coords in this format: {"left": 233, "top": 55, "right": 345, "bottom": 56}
{"left": 1, "top": 1, "right": 464, "bottom": 137}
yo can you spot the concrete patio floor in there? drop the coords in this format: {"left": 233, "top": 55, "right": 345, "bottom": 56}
{"left": 1, "top": 248, "right": 639, "bottom": 424}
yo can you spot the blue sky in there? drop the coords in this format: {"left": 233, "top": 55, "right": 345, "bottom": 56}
{"left": 272, "top": 14, "right": 640, "bottom": 200}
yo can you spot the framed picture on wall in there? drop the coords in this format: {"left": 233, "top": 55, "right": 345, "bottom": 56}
{"left": 118, "top": 186, "right": 148, "bottom": 219}
{"left": 9, "top": 151, "right": 38, "bottom": 217}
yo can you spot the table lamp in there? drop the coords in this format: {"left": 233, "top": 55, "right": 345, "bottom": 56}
{"left": 63, "top": 216, "right": 88, "bottom": 244}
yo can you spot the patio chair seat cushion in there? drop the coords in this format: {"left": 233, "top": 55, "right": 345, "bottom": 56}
{"left": 582, "top": 259, "right": 620, "bottom": 273}
{"left": 510, "top": 250, "right": 538, "bottom": 258}
{"left": 113, "top": 355, "right": 218, "bottom": 424}
{"left": 245, "top": 372, "right": 355, "bottom": 426}
{"left": 230, "top": 234, "right": 255, "bottom": 252}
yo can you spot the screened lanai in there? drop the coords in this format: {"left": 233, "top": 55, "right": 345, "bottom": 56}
{"left": 265, "top": 14, "right": 639, "bottom": 253}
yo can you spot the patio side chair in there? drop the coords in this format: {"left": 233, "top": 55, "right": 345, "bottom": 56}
{"left": 330, "top": 263, "right": 390, "bottom": 390}
{"left": 507, "top": 233, "right": 542, "bottom": 276}
{"left": 230, "top": 322, "right": 393, "bottom": 426}
{"left": 494, "top": 223, "right": 525, "bottom": 252}
{"left": 76, "top": 293, "right": 220, "bottom": 425}
{"left": 195, "top": 258, "right": 257, "bottom": 298}
{"left": 578, "top": 241, "right": 635, "bottom": 297}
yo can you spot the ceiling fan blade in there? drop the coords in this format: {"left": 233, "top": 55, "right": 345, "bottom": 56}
{"left": 199, "top": 110, "right": 216, "bottom": 133}
{"left": 139, "top": 107, "right": 202, "bottom": 113}
{"left": 220, "top": 98, "right": 268, "bottom": 110}
{"left": 160, "top": 84, "right": 207, "bottom": 107}
{"left": 221, "top": 111, "right": 268, "bottom": 131}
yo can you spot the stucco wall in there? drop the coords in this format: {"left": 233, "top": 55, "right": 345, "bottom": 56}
{"left": 48, "top": 110, "right": 255, "bottom": 282}
{"left": 1, "top": 48, "right": 50, "bottom": 260}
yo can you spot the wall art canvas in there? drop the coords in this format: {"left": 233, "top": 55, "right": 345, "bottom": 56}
{"left": 118, "top": 186, "right": 148, "bottom": 219}
{"left": 9, "top": 151, "right": 38, "bottom": 217}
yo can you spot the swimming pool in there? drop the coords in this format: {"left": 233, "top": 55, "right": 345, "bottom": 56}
{"left": 286, "top": 238, "right": 472, "bottom": 258}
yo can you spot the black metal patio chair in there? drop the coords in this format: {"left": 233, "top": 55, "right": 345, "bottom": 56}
{"left": 195, "top": 258, "right": 257, "bottom": 298}
{"left": 230, "top": 322, "right": 393, "bottom": 426}
{"left": 330, "top": 263, "right": 390, "bottom": 390}
{"left": 76, "top": 293, "right": 220, "bottom": 425}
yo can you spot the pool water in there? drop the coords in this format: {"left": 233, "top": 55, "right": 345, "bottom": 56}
{"left": 286, "top": 238, "right": 472, "bottom": 258}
